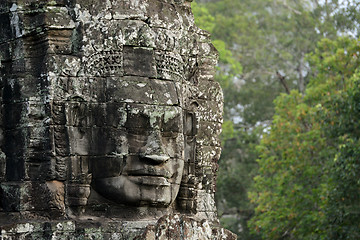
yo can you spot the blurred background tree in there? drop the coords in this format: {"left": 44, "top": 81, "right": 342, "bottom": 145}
{"left": 249, "top": 37, "right": 360, "bottom": 239}
{"left": 192, "top": 0, "right": 360, "bottom": 239}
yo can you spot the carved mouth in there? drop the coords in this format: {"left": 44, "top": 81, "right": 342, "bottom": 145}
{"left": 126, "top": 168, "right": 173, "bottom": 186}
{"left": 127, "top": 175, "right": 171, "bottom": 186}
{"left": 126, "top": 169, "right": 172, "bottom": 179}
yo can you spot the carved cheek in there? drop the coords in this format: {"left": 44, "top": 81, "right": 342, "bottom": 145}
{"left": 160, "top": 133, "right": 184, "bottom": 159}
{"left": 126, "top": 132, "right": 149, "bottom": 155}
{"left": 167, "top": 158, "right": 184, "bottom": 184}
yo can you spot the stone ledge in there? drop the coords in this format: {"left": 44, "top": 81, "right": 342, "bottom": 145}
{"left": 0, "top": 215, "right": 237, "bottom": 240}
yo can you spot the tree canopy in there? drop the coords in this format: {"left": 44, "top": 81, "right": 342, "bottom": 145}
{"left": 192, "top": 0, "right": 360, "bottom": 239}
{"left": 249, "top": 37, "right": 360, "bottom": 239}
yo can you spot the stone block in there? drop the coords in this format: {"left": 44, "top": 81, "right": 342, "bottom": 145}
{"left": 106, "top": 76, "right": 153, "bottom": 104}
{"left": 47, "top": 29, "right": 73, "bottom": 55}
{"left": 155, "top": 51, "right": 185, "bottom": 82}
{"left": 26, "top": 148, "right": 51, "bottom": 163}
{"left": 111, "top": 0, "right": 148, "bottom": 20}
{"left": 25, "top": 154, "right": 51, "bottom": 182}
{"left": 0, "top": 181, "right": 64, "bottom": 212}
{"left": 0, "top": 151, "right": 6, "bottom": 181}
{"left": 89, "top": 127, "right": 119, "bottom": 155}
{"left": 19, "top": 11, "right": 46, "bottom": 36}
{"left": 64, "top": 77, "right": 106, "bottom": 102}
{"left": 198, "top": 42, "right": 217, "bottom": 57}
{"left": 105, "top": 102, "right": 127, "bottom": 128}
{"left": 66, "top": 126, "right": 121, "bottom": 156}
{"left": 28, "top": 100, "right": 48, "bottom": 120}
{"left": 195, "top": 190, "right": 216, "bottom": 213}
{"left": 45, "top": 180, "right": 65, "bottom": 212}
{"left": 196, "top": 121, "right": 222, "bottom": 147}
{"left": 67, "top": 126, "right": 91, "bottom": 156}
{"left": 195, "top": 146, "right": 221, "bottom": 166}
{"left": 197, "top": 99, "right": 223, "bottom": 123}
{"left": 6, "top": 59, "right": 25, "bottom": 77}
{"left": 0, "top": 43, "right": 11, "bottom": 67}
{"left": 48, "top": 55, "right": 81, "bottom": 77}
{"left": 24, "top": 56, "right": 47, "bottom": 77}
{"left": 124, "top": 104, "right": 183, "bottom": 131}
{"left": 50, "top": 76, "right": 108, "bottom": 102}
{"left": 197, "top": 80, "right": 222, "bottom": 102}
{"left": 121, "top": 20, "right": 155, "bottom": 47}
{"left": 90, "top": 156, "right": 125, "bottom": 179}
{"left": 74, "top": 0, "right": 112, "bottom": 17}
{"left": 176, "top": 31, "right": 198, "bottom": 56}
{"left": 0, "top": 221, "right": 76, "bottom": 239}
{"left": 0, "top": 182, "right": 24, "bottom": 211}
{"left": 153, "top": 27, "right": 176, "bottom": 51}
{"left": 69, "top": 156, "right": 89, "bottom": 181}
{"left": 85, "top": 49, "right": 124, "bottom": 77}
{"left": 136, "top": 214, "right": 237, "bottom": 240}
{"left": 0, "top": 13, "right": 11, "bottom": 43}
{"left": 2, "top": 77, "right": 43, "bottom": 103}
{"left": 106, "top": 76, "right": 179, "bottom": 105}
{"left": 48, "top": 76, "right": 69, "bottom": 101}
{"left": 51, "top": 101, "right": 66, "bottom": 125}
{"left": 147, "top": 0, "right": 181, "bottom": 30}
{"left": 126, "top": 132, "right": 184, "bottom": 159}
{"left": 65, "top": 102, "right": 104, "bottom": 127}
{"left": 44, "top": 6, "right": 75, "bottom": 30}
{"left": 52, "top": 125, "right": 70, "bottom": 156}
{"left": 123, "top": 46, "right": 156, "bottom": 78}
{"left": 3, "top": 102, "right": 27, "bottom": 129}
{"left": 48, "top": 156, "right": 68, "bottom": 180}
{"left": 3, "top": 128, "right": 26, "bottom": 181}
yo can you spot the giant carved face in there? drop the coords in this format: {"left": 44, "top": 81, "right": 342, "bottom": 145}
{"left": 58, "top": 0, "right": 216, "bottom": 210}
{"left": 78, "top": 47, "right": 190, "bottom": 207}
{"left": 91, "top": 102, "right": 186, "bottom": 206}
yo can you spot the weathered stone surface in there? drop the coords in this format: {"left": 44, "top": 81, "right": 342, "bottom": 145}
{"left": 0, "top": 0, "right": 236, "bottom": 239}
{"left": 135, "top": 214, "right": 237, "bottom": 240}
{"left": 123, "top": 46, "right": 156, "bottom": 77}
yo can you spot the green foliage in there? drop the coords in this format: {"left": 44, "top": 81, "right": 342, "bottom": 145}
{"left": 192, "top": 0, "right": 360, "bottom": 239}
{"left": 191, "top": 1, "right": 215, "bottom": 33}
{"left": 192, "top": 1, "right": 242, "bottom": 75}
{"left": 249, "top": 37, "right": 360, "bottom": 239}
{"left": 216, "top": 125, "right": 262, "bottom": 238}
{"left": 212, "top": 40, "right": 242, "bottom": 74}
{"left": 249, "top": 90, "right": 328, "bottom": 239}
{"left": 320, "top": 72, "right": 360, "bottom": 239}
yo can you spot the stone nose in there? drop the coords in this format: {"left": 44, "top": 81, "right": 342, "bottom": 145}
{"left": 140, "top": 130, "right": 169, "bottom": 163}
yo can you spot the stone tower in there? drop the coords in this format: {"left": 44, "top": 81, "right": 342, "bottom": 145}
{"left": 0, "top": 0, "right": 236, "bottom": 238}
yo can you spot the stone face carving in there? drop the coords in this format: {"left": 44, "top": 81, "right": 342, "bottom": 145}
{"left": 91, "top": 103, "right": 185, "bottom": 207}
{"left": 0, "top": 0, "right": 236, "bottom": 238}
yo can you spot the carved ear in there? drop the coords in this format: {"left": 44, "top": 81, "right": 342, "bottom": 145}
{"left": 177, "top": 101, "right": 199, "bottom": 213}
{"left": 183, "top": 101, "right": 199, "bottom": 166}
{"left": 184, "top": 112, "right": 197, "bottom": 138}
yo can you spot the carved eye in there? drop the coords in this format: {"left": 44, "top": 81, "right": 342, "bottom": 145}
{"left": 125, "top": 107, "right": 150, "bottom": 131}
{"left": 161, "top": 113, "right": 182, "bottom": 134}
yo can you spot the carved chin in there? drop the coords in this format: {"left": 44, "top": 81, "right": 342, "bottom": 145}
{"left": 92, "top": 176, "right": 181, "bottom": 207}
